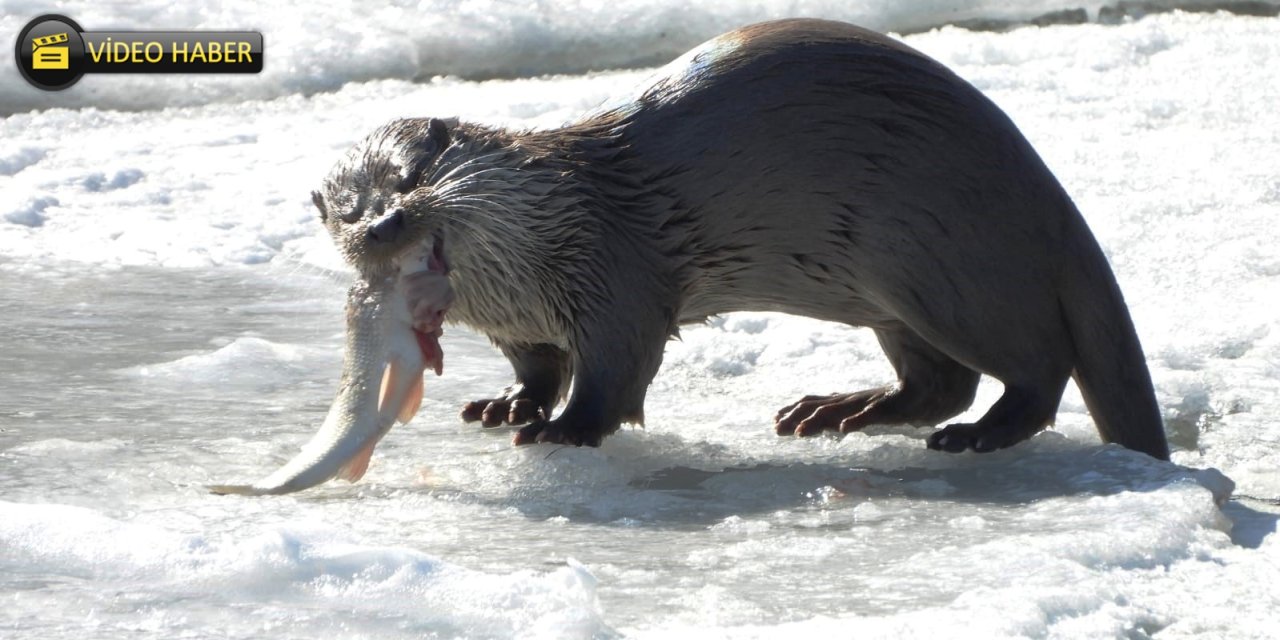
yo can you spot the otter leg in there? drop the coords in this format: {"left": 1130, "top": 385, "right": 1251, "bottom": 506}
{"left": 514, "top": 313, "right": 669, "bottom": 447}
{"left": 775, "top": 327, "right": 980, "bottom": 437}
{"left": 461, "top": 342, "right": 571, "bottom": 427}
{"left": 904, "top": 304, "right": 1074, "bottom": 453}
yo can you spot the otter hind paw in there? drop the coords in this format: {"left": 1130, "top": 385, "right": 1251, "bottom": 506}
{"left": 774, "top": 388, "right": 895, "bottom": 437}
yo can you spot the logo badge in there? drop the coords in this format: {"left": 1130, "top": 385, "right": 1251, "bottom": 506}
{"left": 16, "top": 15, "right": 86, "bottom": 90}
{"left": 15, "top": 14, "right": 263, "bottom": 92}
{"left": 31, "top": 32, "right": 70, "bottom": 69}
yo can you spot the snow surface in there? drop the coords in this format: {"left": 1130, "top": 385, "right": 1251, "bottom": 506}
{"left": 3, "top": 2, "right": 1280, "bottom": 638}
{"left": 0, "top": 0, "right": 1273, "bottom": 113}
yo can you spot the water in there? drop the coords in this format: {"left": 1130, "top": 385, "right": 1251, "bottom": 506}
{"left": 3, "top": 2, "right": 1280, "bottom": 637}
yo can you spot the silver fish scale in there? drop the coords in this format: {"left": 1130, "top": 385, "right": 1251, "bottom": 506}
{"left": 208, "top": 276, "right": 400, "bottom": 495}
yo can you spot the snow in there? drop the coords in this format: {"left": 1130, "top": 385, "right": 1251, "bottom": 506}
{"left": 2, "top": 3, "right": 1279, "bottom": 638}
{"left": 3, "top": 0, "right": 1269, "bottom": 114}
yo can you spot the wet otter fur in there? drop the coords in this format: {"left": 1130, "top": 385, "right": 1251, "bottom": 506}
{"left": 312, "top": 18, "right": 1171, "bottom": 459}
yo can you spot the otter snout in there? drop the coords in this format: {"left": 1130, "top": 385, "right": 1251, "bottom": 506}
{"left": 366, "top": 210, "right": 405, "bottom": 244}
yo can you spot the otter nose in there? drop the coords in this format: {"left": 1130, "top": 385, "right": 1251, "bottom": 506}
{"left": 366, "top": 210, "right": 405, "bottom": 244}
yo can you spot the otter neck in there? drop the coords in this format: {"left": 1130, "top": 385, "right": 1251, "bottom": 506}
{"left": 430, "top": 128, "right": 601, "bottom": 346}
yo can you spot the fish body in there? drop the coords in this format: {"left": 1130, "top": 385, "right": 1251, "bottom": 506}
{"left": 209, "top": 244, "right": 447, "bottom": 496}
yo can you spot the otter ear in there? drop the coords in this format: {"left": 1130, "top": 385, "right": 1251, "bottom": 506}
{"left": 397, "top": 118, "right": 451, "bottom": 193}
{"left": 311, "top": 190, "right": 328, "bottom": 221}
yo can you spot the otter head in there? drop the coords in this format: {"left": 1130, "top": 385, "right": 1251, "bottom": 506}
{"left": 312, "top": 118, "right": 454, "bottom": 277}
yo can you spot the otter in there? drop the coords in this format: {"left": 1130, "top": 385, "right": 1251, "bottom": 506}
{"left": 311, "top": 18, "right": 1171, "bottom": 460}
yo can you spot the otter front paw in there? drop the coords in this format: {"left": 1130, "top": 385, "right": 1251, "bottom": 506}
{"left": 512, "top": 419, "right": 605, "bottom": 447}
{"left": 460, "top": 391, "right": 545, "bottom": 428}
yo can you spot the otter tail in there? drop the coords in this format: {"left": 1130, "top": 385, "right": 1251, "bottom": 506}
{"left": 1059, "top": 223, "right": 1170, "bottom": 460}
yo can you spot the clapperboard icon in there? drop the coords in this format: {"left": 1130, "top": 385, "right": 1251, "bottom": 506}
{"left": 32, "top": 32, "right": 70, "bottom": 70}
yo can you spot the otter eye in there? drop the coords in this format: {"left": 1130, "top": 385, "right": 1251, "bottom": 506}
{"left": 397, "top": 118, "right": 451, "bottom": 192}
{"left": 339, "top": 192, "right": 367, "bottom": 224}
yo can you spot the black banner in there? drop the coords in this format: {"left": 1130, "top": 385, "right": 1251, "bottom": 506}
{"left": 81, "top": 32, "right": 263, "bottom": 74}
{"left": 16, "top": 15, "right": 264, "bottom": 91}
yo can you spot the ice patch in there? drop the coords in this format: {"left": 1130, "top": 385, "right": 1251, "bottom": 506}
{"left": 3, "top": 195, "right": 56, "bottom": 227}
{"left": 126, "top": 337, "right": 317, "bottom": 389}
{"left": 0, "top": 146, "right": 45, "bottom": 175}
{"left": 82, "top": 168, "right": 144, "bottom": 192}
{"left": 6, "top": 438, "right": 130, "bottom": 456}
{"left": 709, "top": 515, "right": 773, "bottom": 534}
{"left": 0, "top": 501, "right": 610, "bottom": 638}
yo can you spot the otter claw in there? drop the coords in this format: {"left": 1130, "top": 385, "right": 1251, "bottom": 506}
{"left": 461, "top": 397, "right": 545, "bottom": 427}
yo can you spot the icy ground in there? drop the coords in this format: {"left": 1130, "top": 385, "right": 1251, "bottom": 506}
{"left": 3, "top": 8, "right": 1280, "bottom": 639}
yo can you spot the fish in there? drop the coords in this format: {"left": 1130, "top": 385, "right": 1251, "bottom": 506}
{"left": 209, "top": 244, "right": 450, "bottom": 495}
